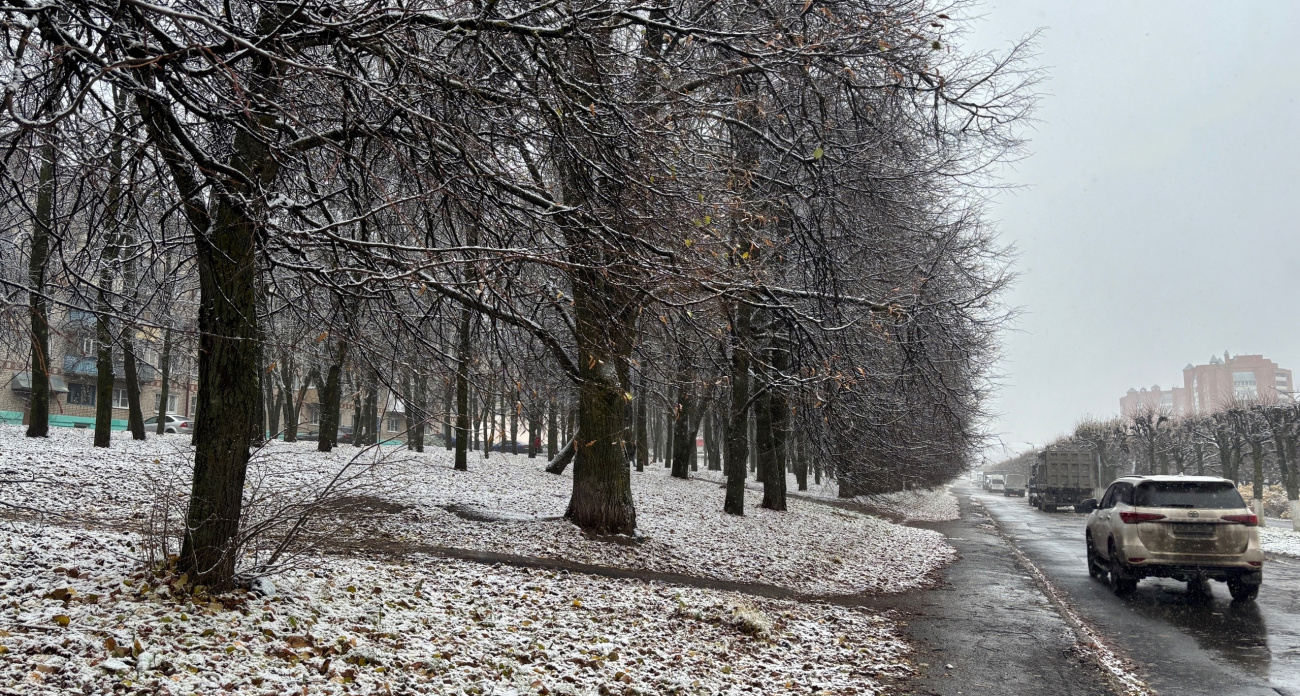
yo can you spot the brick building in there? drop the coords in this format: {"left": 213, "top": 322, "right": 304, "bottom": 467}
{"left": 1182, "top": 352, "right": 1292, "bottom": 414}
{"left": 1119, "top": 384, "right": 1188, "bottom": 417}
{"left": 1119, "top": 352, "right": 1293, "bottom": 417}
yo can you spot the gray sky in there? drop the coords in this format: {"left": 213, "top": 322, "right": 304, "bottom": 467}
{"left": 965, "top": 1, "right": 1300, "bottom": 461}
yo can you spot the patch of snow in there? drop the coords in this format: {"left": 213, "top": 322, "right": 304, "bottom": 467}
{"left": 0, "top": 426, "right": 953, "bottom": 596}
{"left": 0, "top": 520, "right": 913, "bottom": 695}
{"left": 1259, "top": 526, "right": 1300, "bottom": 558}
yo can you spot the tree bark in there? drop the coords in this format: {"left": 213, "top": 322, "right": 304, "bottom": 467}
{"left": 155, "top": 327, "right": 172, "bottom": 435}
{"left": 547, "top": 398, "right": 557, "bottom": 459}
{"left": 26, "top": 138, "right": 54, "bottom": 439}
{"left": 318, "top": 340, "right": 347, "bottom": 452}
{"left": 670, "top": 381, "right": 695, "bottom": 480}
{"left": 454, "top": 303, "right": 472, "bottom": 470}
{"left": 563, "top": 276, "right": 637, "bottom": 535}
{"left": 724, "top": 302, "right": 752, "bottom": 515}
{"left": 635, "top": 371, "right": 649, "bottom": 472}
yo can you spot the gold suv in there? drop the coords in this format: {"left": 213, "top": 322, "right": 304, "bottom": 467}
{"left": 1080, "top": 476, "right": 1264, "bottom": 600}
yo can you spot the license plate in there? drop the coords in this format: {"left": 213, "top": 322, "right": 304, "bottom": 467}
{"left": 1171, "top": 523, "right": 1216, "bottom": 538}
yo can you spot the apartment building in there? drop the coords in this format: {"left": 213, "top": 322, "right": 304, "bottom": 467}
{"left": 1119, "top": 352, "right": 1293, "bottom": 417}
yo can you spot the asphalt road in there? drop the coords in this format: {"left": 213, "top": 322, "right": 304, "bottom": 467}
{"left": 877, "top": 493, "right": 1112, "bottom": 695}
{"left": 962, "top": 482, "right": 1300, "bottom": 696}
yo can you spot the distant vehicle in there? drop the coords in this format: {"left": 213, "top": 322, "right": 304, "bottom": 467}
{"left": 296, "top": 425, "right": 353, "bottom": 443}
{"left": 1003, "top": 474, "right": 1027, "bottom": 497}
{"left": 1080, "top": 475, "right": 1263, "bottom": 600}
{"left": 1029, "top": 448, "right": 1099, "bottom": 512}
{"left": 988, "top": 475, "right": 1006, "bottom": 493}
{"left": 982, "top": 471, "right": 1006, "bottom": 491}
{"left": 143, "top": 415, "right": 192, "bottom": 435}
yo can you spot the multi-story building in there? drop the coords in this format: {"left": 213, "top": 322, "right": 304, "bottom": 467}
{"left": 0, "top": 308, "right": 196, "bottom": 428}
{"left": 1119, "top": 384, "right": 1188, "bottom": 417}
{"left": 1120, "top": 352, "right": 1293, "bottom": 417}
{"left": 1183, "top": 352, "right": 1292, "bottom": 414}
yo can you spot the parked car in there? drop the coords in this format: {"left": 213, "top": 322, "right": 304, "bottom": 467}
{"left": 143, "top": 415, "right": 193, "bottom": 434}
{"left": 1080, "top": 475, "right": 1264, "bottom": 600}
{"left": 988, "top": 475, "right": 1006, "bottom": 494}
{"left": 295, "top": 425, "right": 353, "bottom": 443}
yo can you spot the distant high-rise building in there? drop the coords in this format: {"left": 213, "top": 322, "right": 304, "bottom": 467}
{"left": 1119, "top": 384, "right": 1187, "bottom": 417}
{"left": 1119, "top": 352, "right": 1293, "bottom": 417}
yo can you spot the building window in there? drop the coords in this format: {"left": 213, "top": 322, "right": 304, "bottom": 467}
{"left": 80, "top": 336, "right": 96, "bottom": 356}
{"left": 387, "top": 415, "right": 404, "bottom": 432}
{"left": 189, "top": 395, "right": 197, "bottom": 416}
{"left": 306, "top": 404, "right": 320, "bottom": 424}
{"left": 154, "top": 393, "right": 179, "bottom": 413}
{"left": 1276, "top": 372, "right": 1289, "bottom": 386}
{"left": 112, "top": 388, "right": 130, "bottom": 409}
{"left": 1233, "top": 371, "right": 1258, "bottom": 400}
{"left": 67, "top": 383, "right": 95, "bottom": 406}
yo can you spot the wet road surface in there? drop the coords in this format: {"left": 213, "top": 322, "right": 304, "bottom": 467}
{"left": 883, "top": 493, "right": 1112, "bottom": 695}
{"left": 964, "top": 482, "right": 1300, "bottom": 696}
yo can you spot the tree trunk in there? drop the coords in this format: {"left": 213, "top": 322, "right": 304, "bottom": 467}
{"left": 763, "top": 368, "right": 788, "bottom": 511}
{"left": 26, "top": 138, "right": 54, "bottom": 439}
{"left": 724, "top": 302, "right": 752, "bottom": 515}
{"left": 670, "top": 382, "right": 695, "bottom": 480}
{"left": 563, "top": 277, "right": 637, "bottom": 535}
{"left": 665, "top": 402, "right": 675, "bottom": 470}
{"left": 265, "top": 362, "right": 281, "bottom": 439}
{"left": 510, "top": 390, "right": 519, "bottom": 455}
{"left": 119, "top": 241, "right": 147, "bottom": 441}
{"left": 280, "top": 356, "right": 298, "bottom": 442}
{"left": 155, "top": 327, "right": 172, "bottom": 435}
{"left": 454, "top": 304, "right": 472, "bottom": 470}
{"left": 547, "top": 398, "right": 557, "bottom": 459}
{"left": 318, "top": 340, "right": 347, "bottom": 452}
{"left": 546, "top": 436, "right": 576, "bottom": 474}
{"left": 635, "top": 371, "right": 649, "bottom": 472}
{"left": 1250, "top": 440, "right": 1265, "bottom": 520}
{"left": 794, "top": 437, "right": 808, "bottom": 491}
{"left": 412, "top": 371, "right": 427, "bottom": 453}
{"left": 442, "top": 376, "right": 453, "bottom": 450}
{"left": 94, "top": 273, "right": 116, "bottom": 448}
{"left": 121, "top": 334, "right": 146, "bottom": 440}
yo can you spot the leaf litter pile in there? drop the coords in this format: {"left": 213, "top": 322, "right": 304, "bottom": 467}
{"left": 1, "top": 522, "right": 911, "bottom": 695}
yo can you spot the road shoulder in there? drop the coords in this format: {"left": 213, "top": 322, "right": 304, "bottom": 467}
{"left": 882, "top": 492, "right": 1114, "bottom": 695}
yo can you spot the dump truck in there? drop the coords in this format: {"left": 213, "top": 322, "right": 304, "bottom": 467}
{"left": 1002, "top": 473, "right": 1027, "bottom": 497}
{"left": 1029, "top": 448, "right": 1099, "bottom": 512}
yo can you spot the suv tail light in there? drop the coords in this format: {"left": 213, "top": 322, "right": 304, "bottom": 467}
{"left": 1221, "top": 513, "right": 1258, "bottom": 526}
{"left": 1119, "top": 511, "right": 1166, "bottom": 524}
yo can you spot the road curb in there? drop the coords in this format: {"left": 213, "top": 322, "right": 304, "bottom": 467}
{"left": 970, "top": 497, "right": 1156, "bottom": 696}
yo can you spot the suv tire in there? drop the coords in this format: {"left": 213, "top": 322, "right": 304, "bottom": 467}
{"left": 1086, "top": 534, "right": 1105, "bottom": 579}
{"left": 1107, "top": 540, "right": 1137, "bottom": 596}
{"left": 1228, "top": 575, "right": 1260, "bottom": 602}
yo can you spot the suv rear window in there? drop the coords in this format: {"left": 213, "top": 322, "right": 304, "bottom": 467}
{"left": 1133, "top": 481, "right": 1245, "bottom": 509}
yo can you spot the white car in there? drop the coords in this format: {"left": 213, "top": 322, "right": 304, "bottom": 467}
{"left": 143, "top": 415, "right": 193, "bottom": 434}
{"left": 1081, "top": 475, "right": 1264, "bottom": 600}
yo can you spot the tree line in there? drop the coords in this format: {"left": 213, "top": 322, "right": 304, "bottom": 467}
{"left": 1016, "top": 401, "right": 1300, "bottom": 525}
{"left": 1, "top": 0, "right": 1033, "bottom": 587}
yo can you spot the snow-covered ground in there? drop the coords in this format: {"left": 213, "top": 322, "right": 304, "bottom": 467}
{"left": 0, "top": 426, "right": 953, "bottom": 597}
{"left": 853, "top": 488, "right": 960, "bottom": 523}
{"left": 0, "top": 520, "right": 912, "bottom": 695}
{"left": 1259, "top": 526, "right": 1300, "bottom": 558}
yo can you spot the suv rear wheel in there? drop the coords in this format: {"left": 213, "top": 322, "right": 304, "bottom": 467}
{"left": 1107, "top": 540, "right": 1137, "bottom": 596}
{"left": 1228, "top": 575, "right": 1260, "bottom": 602}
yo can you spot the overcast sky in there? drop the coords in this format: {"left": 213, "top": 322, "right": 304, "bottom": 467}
{"left": 963, "top": 1, "right": 1300, "bottom": 462}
